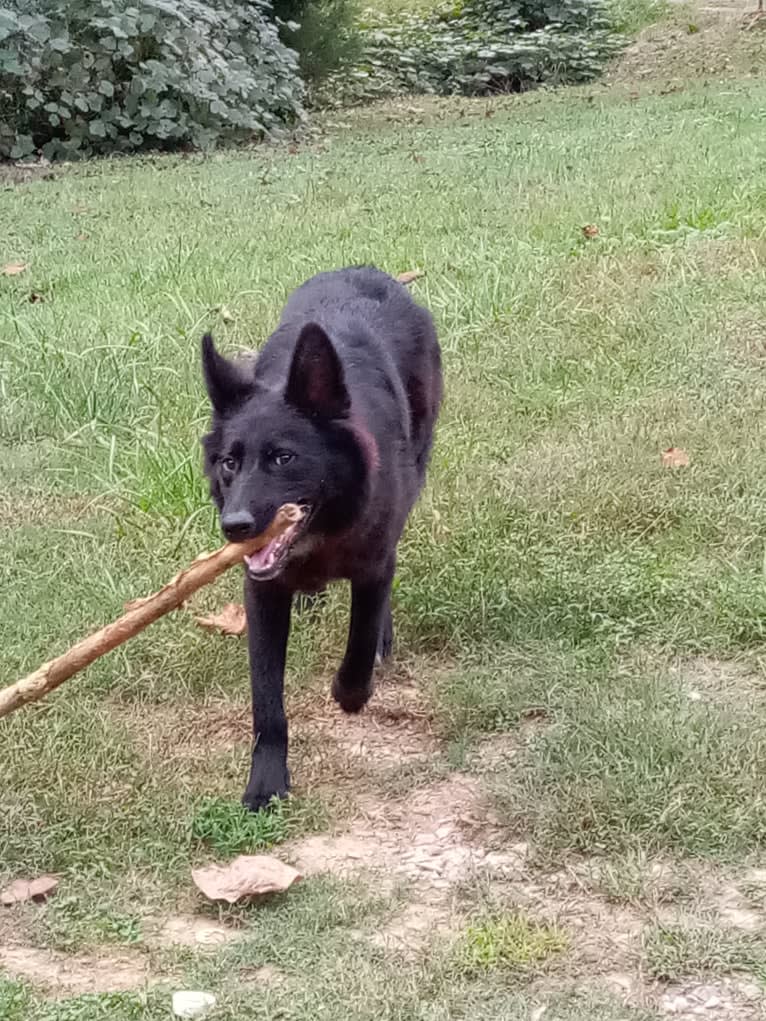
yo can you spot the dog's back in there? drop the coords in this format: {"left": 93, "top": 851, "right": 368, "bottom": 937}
{"left": 258, "top": 266, "right": 442, "bottom": 481}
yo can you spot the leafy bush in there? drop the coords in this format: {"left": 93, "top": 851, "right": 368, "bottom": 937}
{"left": 317, "top": 0, "right": 623, "bottom": 106}
{"left": 0, "top": 0, "right": 304, "bottom": 161}
{"left": 271, "top": 0, "right": 362, "bottom": 87}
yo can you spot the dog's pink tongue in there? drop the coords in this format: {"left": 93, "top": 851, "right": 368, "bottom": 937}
{"left": 244, "top": 538, "right": 277, "bottom": 573}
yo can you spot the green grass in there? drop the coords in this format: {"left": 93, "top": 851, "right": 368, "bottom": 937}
{"left": 457, "top": 913, "right": 568, "bottom": 976}
{"left": 643, "top": 922, "right": 766, "bottom": 982}
{"left": 459, "top": 652, "right": 766, "bottom": 860}
{"left": 609, "top": 0, "right": 671, "bottom": 34}
{"left": 2, "top": 4, "right": 766, "bottom": 1017}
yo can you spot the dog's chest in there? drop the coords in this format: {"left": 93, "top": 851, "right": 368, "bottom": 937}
{"left": 282, "top": 533, "right": 379, "bottom": 592}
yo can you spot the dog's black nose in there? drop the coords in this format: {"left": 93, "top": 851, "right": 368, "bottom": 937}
{"left": 221, "top": 509, "right": 256, "bottom": 542}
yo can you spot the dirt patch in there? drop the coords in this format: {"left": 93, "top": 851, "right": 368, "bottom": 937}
{"left": 114, "top": 698, "right": 251, "bottom": 766}
{"left": 115, "top": 665, "right": 437, "bottom": 790}
{"left": 289, "top": 667, "right": 440, "bottom": 792}
{"left": 152, "top": 914, "right": 242, "bottom": 950}
{"left": 658, "top": 979, "right": 763, "bottom": 1018}
{"left": 608, "top": 0, "right": 765, "bottom": 89}
{"left": 668, "top": 655, "right": 766, "bottom": 707}
{"left": 287, "top": 774, "right": 520, "bottom": 885}
{"left": 237, "top": 963, "right": 286, "bottom": 987}
{"left": 0, "top": 163, "right": 56, "bottom": 188}
{"left": 717, "top": 308, "right": 766, "bottom": 365}
{"left": 0, "top": 943, "right": 163, "bottom": 995}
{"left": 284, "top": 770, "right": 652, "bottom": 967}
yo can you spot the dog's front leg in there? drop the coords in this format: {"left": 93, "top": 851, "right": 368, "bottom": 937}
{"left": 242, "top": 577, "right": 293, "bottom": 812}
{"left": 332, "top": 567, "right": 394, "bottom": 714}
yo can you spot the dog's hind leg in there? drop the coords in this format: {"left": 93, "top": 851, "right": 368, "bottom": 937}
{"left": 333, "top": 568, "right": 394, "bottom": 713}
{"left": 375, "top": 600, "right": 393, "bottom": 665}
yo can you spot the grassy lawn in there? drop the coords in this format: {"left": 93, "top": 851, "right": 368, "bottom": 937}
{"left": 2, "top": 3, "right": 766, "bottom": 1018}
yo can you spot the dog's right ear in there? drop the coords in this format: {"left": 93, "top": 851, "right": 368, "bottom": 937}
{"left": 201, "top": 334, "right": 253, "bottom": 413}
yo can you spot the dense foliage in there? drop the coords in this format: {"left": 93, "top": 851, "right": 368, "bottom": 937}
{"left": 271, "top": 0, "right": 361, "bottom": 87}
{"left": 0, "top": 0, "right": 304, "bottom": 161}
{"left": 0, "top": 0, "right": 630, "bottom": 158}
{"left": 317, "top": 0, "right": 622, "bottom": 106}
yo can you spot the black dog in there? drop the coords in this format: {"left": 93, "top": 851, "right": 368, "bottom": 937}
{"left": 201, "top": 266, "right": 442, "bottom": 811}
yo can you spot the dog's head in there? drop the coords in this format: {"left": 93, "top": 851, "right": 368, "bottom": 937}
{"left": 201, "top": 324, "right": 367, "bottom": 581}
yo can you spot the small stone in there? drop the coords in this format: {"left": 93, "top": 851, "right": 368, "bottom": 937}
{"left": 738, "top": 982, "right": 760, "bottom": 1000}
{"left": 662, "top": 995, "right": 688, "bottom": 1014}
{"left": 172, "top": 991, "right": 217, "bottom": 1018}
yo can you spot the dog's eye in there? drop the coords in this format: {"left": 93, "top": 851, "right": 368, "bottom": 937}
{"left": 271, "top": 451, "right": 294, "bottom": 467}
{"left": 220, "top": 456, "right": 237, "bottom": 475}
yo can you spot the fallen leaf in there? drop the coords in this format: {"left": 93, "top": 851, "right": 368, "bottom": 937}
{"left": 396, "top": 269, "right": 425, "bottom": 285}
{"left": 28, "top": 292, "right": 45, "bottom": 304}
{"left": 192, "top": 855, "right": 301, "bottom": 904}
{"left": 661, "top": 446, "right": 690, "bottom": 468}
{"left": 1, "top": 875, "right": 59, "bottom": 906}
{"left": 71, "top": 204, "right": 89, "bottom": 215}
{"left": 2, "top": 262, "right": 28, "bottom": 276}
{"left": 219, "top": 305, "right": 235, "bottom": 324}
{"left": 582, "top": 224, "right": 600, "bottom": 238}
{"left": 75, "top": 232, "right": 89, "bottom": 241}
{"left": 194, "top": 602, "right": 247, "bottom": 637}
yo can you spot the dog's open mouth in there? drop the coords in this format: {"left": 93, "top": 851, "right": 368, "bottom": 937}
{"left": 243, "top": 505, "right": 312, "bottom": 581}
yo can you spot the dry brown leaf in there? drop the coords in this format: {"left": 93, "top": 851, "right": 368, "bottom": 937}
{"left": 661, "top": 446, "right": 690, "bottom": 468}
{"left": 76, "top": 232, "right": 89, "bottom": 241}
{"left": 582, "top": 224, "right": 600, "bottom": 238}
{"left": 396, "top": 269, "right": 425, "bottom": 286}
{"left": 1, "top": 875, "right": 59, "bottom": 906}
{"left": 194, "top": 602, "right": 247, "bottom": 637}
{"left": 192, "top": 855, "right": 301, "bottom": 903}
{"left": 2, "top": 262, "right": 28, "bottom": 276}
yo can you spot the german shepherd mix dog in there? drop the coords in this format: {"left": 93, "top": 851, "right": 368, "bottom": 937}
{"left": 202, "top": 267, "right": 442, "bottom": 810}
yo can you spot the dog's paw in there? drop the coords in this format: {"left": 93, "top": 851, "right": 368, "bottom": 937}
{"left": 242, "top": 760, "right": 290, "bottom": 813}
{"left": 332, "top": 672, "right": 374, "bottom": 714}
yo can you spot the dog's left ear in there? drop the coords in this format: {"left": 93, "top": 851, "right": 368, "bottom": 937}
{"left": 285, "top": 323, "right": 350, "bottom": 419}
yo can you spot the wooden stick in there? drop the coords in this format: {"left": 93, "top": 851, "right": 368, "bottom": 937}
{"left": 0, "top": 504, "right": 304, "bottom": 720}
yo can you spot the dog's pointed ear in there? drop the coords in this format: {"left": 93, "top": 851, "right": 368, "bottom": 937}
{"left": 201, "top": 333, "right": 253, "bottom": 413}
{"left": 285, "top": 323, "right": 350, "bottom": 419}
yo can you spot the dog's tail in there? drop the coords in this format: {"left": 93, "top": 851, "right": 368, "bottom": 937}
{"left": 396, "top": 269, "right": 425, "bottom": 286}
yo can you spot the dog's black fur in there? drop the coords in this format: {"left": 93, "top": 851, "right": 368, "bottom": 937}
{"left": 201, "top": 266, "right": 442, "bottom": 811}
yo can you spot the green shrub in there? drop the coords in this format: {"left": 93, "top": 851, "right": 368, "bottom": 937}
{"left": 0, "top": 0, "right": 304, "bottom": 161}
{"left": 272, "top": 0, "right": 362, "bottom": 87}
{"left": 317, "top": 0, "right": 622, "bottom": 106}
